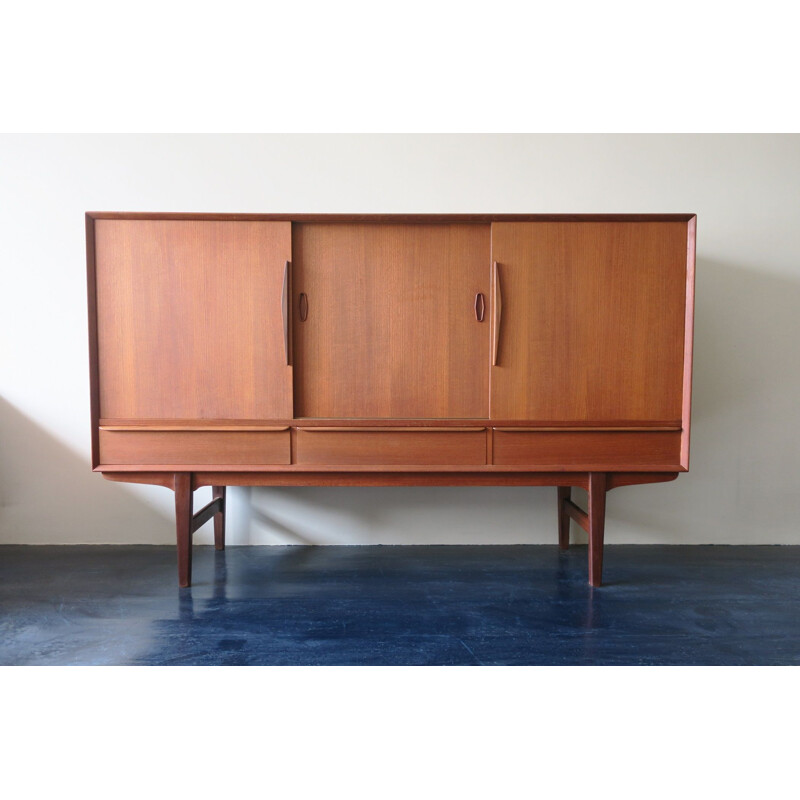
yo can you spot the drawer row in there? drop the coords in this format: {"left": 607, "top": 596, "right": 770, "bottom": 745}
{"left": 98, "top": 427, "right": 684, "bottom": 470}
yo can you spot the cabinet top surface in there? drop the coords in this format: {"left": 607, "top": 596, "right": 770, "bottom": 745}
{"left": 87, "top": 212, "right": 696, "bottom": 223}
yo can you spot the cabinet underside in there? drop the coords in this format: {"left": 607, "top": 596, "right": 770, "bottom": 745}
{"left": 101, "top": 470, "right": 680, "bottom": 490}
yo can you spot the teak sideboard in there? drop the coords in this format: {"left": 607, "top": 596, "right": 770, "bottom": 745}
{"left": 86, "top": 213, "right": 696, "bottom": 587}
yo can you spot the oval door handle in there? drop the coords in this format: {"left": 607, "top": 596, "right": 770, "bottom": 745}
{"left": 299, "top": 292, "right": 309, "bottom": 322}
{"left": 474, "top": 292, "right": 485, "bottom": 322}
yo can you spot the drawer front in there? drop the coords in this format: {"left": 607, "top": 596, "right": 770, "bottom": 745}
{"left": 99, "top": 430, "right": 291, "bottom": 466}
{"left": 492, "top": 430, "right": 682, "bottom": 469}
{"left": 296, "top": 429, "right": 487, "bottom": 466}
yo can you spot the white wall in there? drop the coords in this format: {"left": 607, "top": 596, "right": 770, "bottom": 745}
{"left": 1, "top": 134, "right": 798, "bottom": 546}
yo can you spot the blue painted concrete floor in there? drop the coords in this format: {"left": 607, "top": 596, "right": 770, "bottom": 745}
{"left": 1, "top": 545, "right": 798, "bottom": 665}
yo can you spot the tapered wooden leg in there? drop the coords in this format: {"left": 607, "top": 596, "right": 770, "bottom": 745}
{"left": 588, "top": 472, "right": 607, "bottom": 587}
{"left": 557, "top": 486, "right": 571, "bottom": 549}
{"left": 174, "top": 473, "right": 193, "bottom": 588}
{"left": 213, "top": 486, "right": 226, "bottom": 550}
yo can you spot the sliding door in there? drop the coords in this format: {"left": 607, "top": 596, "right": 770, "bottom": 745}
{"left": 490, "top": 221, "right": 688, "bottom": 423}
{"left": 95, "top": 219, "right": 293, "bottom": 420}
{"left": 293, "top": 223, "right": 490, "bottom": 418}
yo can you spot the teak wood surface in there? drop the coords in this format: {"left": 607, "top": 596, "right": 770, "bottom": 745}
{"left": 492, "top": 430, "right": 682, "bottom": 468}
{"left": 86, "top": 212, "right": 697, "bottom": 587}
{"left": 101, "top": 471, "right": 679, "bottom": 490}
{"left": 489, "top": 221, "right": 688, "bottom": 421}
{"left": 88, "top": 213, "right": 695, "bottom": 223}
{"left": 292, "top": 223, "right": 490, "bottom": 418}
{"left": 99, "top": 429, "right": 291, "bottom": 466}
{"left": 94, "top": 219, "right": 293, "bottom": 420}
{"left": 295, "top": 428, "right": 488, "bottom": 466}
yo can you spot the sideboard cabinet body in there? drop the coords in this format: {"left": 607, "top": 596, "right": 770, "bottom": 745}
{"left": 87, "top": 213, "right": 696, "bottom": 587}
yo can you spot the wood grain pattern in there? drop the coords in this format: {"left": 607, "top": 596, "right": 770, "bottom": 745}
{"left": 174, "top": 473, "right": 192, "bottom": 588}
{"left": 490, "top": 221, "right": 689, "bottom": 422}
{"left": 97, "top": 462, "right": 683, "bottom": 473}
{"left": 295, "top": 429, "right": 487, "bottom": 466}
{"left": 86, "top": 214, "right": 101, "bottom": 469}
{"left": 300, "top": 426, "right": 485, "bottom": 433}
{"left": 557, "top": 486, "right": 571, "bottom": 549}
{"left": 492, "top": 430, "right": 681, "bottom": 468}
{"left": 212, "top": 486, "right": 226, "bottom": 550}
{"left": 492, "top": 260, "right": 502, "bottom": 366}
{"left": 681, "top": 216, "right": 697, "bottom": 469}
{"left": 101, "top": 470, "right": 678, "bottom": 489}
{"left": 607, "top": 472, "right": 678, "bottom": 489}
{"left": 191, "top": 497, "right": 223, "bottom": 533}
{"left": 492, "top": 426, "right": 680, "bottom": 432}
{"left": 281, "top": 259, "right": 291, "bottom": 365}
{"left": 588, "top": 472, "right": 607, "bottom": 587}
{"left": 102, "top": 472, "right": 178, "bottom": 488}
{"left": 94, "top": 220, "right": 292, "bottom": 419}
{"left": 100, "top": 425, "right": 290, "bottom": 432}
{"left": 292, "top": 223, "right": 490, "bottom": 418}
{"left": 192, "top": 471, "right": 593, "bottom": 488}
{"left": 564, "top": 498, "right": 589, "bottom": 532}
{"left": 88, "top": 212, "right": 696, "bottom": 223}
{"left": 98, "top": 417, "right": 680, "bottom": 429}
{"left": 99, "top": 430, "right": 291, "bottom": 465}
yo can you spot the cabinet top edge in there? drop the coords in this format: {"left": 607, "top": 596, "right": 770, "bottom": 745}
{"left": 85, "top": 212, "right": 697, "bottom": 223}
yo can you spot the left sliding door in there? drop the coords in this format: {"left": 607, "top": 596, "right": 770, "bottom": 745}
{"left": 94, "top": 219, "right": 293, "bottom": 420}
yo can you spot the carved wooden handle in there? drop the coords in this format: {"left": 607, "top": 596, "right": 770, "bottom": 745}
{"left": 474, "top": 292, "right": 485, "bottom": 322}
{"left": 492, "top": 261, "right": 502, "bottom": 366}
{"left": 281, "top": 260, "right": 291, "bottom": 365}
{"left": 299, "top": 292, "right": 309, "bottom": 322}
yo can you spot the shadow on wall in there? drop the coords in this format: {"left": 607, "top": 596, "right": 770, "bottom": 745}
{"left": 691, "top": 258, "right": 800, "bottom": 529}
{"left": 240, "top": 484, "right": 558, "bottom": 546}
{"left": 604, "top": 257, "right": 800, "bottom": 543}
{"left": 0, "top": 395, "right": 172, "bottom": 544}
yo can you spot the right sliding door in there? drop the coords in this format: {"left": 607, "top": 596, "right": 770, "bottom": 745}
{"left": 490, "top": 221, "right": 689, "bottom": 423}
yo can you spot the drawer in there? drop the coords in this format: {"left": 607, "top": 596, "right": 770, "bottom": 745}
{"left": 492, "top": 430, "right": 682, "bottom": 469}
{"left": 296, "top": 428, "right": 487, "bottom": 466}
{"left": 99, "top": 429, "right": 291, "bottom": 466}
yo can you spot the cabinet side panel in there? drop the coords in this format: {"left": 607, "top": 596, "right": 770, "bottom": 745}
{"left": 681, "top": 216, "right": 697, "bottom": 469}
{"left": 95, "top": 220, "right": 292, "bottom": 420}
{"left": 490, "top": 221, "right": 688, "bottom": 422}
{"left": 86, "top": 214, "right": 101, "bottom": 468}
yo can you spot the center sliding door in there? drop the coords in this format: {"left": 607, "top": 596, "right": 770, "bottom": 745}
{"left": 292, "top": 223, "right": 491, "bottom": 418}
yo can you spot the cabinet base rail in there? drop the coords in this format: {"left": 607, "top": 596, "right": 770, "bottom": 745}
{"left": 142, "top": 470, "right": 676, "bottom": 588}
